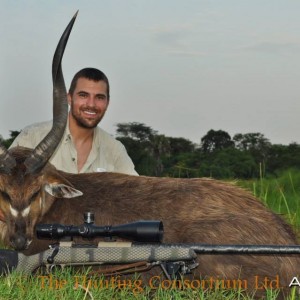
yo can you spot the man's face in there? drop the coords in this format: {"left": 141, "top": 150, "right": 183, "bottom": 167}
{"left": 68, "top": 78, "right": 109, "bottom": 129}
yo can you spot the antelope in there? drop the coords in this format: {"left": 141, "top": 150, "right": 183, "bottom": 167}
{"left": 0, "top": 12, "right": 299, "bottom": 297}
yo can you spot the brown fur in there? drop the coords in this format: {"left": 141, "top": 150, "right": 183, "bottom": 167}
{"left": 0, "top": 147, "right": 299, "bottom": 298}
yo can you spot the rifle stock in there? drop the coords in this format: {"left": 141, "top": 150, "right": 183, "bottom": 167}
{"left": 9, "top": 244, "right": 196, "bottom": 274}
{"left": 2, "top": 243, "right": 300, "bottom": 275}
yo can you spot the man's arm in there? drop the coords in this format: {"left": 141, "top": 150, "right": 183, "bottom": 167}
{"left": 10, "top": 128, "right": 34, "bottom": 149}
{"left": 96, "top": 128, "right": 138, "bottom": 175}
{"left": 114, "top": 144, "right": 139, "bottom": 176}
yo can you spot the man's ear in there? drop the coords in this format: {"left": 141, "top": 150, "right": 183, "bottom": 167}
{"left": 67, "top": 93, "right": 72, "bottom": 105}
{"left": 44, "top": 183, "right": 83, "bottom": 198}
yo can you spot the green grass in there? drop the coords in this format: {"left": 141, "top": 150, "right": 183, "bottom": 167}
{"left": 0, "top": 268, "right": 288, "bottom": 300}
{"left": 1, "top": 169, "right": 300, "bottom": 299}
{"left": 237, "top": 169, "right": 300, "bottom": 233}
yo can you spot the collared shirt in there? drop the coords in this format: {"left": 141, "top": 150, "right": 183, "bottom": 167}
{"left": 10, "top": 120, "right": 138, "bottom": 175}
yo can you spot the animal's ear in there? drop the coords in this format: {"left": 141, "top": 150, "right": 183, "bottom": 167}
{"left": 44, "top": 183, "right": 83, "bottom": 198}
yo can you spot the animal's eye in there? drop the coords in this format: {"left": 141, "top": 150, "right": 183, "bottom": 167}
{"left": 0, "top": 191, "right": 11, "bottom": 202}
{"left": 30, "top": 190, "right": 40, "bottom": 203}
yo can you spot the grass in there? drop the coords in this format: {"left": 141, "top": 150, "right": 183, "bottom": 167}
{"left": 1, "top": 169, "right": 300, "bottom": 299}
{"left": 0, "top": 269, "right": 287, "bottom": 300}
{"left": 237, "top": 168, "right": 300, "bottom": 233}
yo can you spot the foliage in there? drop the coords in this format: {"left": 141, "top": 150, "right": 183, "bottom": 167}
{"left": 266, "top": 143, "right": 300, "bottom": 175}
{"left": 2, "top": 123, "right": 300, "bottom": 179}
{"left": 114, "top": 122, "right": 300, "bottom": 179}
{"left": 198, "top": 148, "right": 258, "bottom": 179}
{"left": 201, "top": 129, "right": 234, "bottom": 153}
{"left": 233, "top": 132, "right": 271, "bottom": 153}
{"left": 0, "top": 267, "right": 287, "bottom": 299}
{"left": 233, "top": 132, "right": 272, "bottom": 167}
{"left": 168, "top": 137, "right": 195, "bottom": 156}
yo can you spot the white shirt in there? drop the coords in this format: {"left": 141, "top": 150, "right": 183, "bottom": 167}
{"left": 10, "top": 120, "right": 138, "bottom": 175}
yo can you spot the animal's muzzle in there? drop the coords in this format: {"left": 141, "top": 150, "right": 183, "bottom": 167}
{"left": 10, "top": 218, "right": 30, "bottom": 251}
{"left": 10, "top": 234, "right": 27, "bottom": 251}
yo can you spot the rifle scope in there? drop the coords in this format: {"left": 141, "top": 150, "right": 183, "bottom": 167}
{"left": 36, "top": 213, "right": 163, "bottom": 243}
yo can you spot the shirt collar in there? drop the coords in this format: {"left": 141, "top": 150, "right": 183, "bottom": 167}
{"left": 62, "top": 115, "right": 100, "bottom": 148}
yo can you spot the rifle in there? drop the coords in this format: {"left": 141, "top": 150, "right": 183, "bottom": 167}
{"left": 2, "top": 212, "right": 300, "bottom": 279}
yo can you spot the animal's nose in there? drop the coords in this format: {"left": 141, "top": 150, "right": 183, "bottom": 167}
{"left": 10, "top": 235, "right": 27, "bottom": 251}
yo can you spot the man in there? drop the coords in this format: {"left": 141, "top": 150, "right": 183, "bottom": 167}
{"left": 11, "top": 68, "right": 138, "bottom": 175}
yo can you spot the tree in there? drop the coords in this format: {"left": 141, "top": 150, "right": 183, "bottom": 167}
{"left": 149, "top": 134, "right": 170, "bottom": 176}
{"left": 267, "top": 142, "right": 300, "bottom": 173}
{"left": 116, "top": 122, "right": 157, "bottom": 142}
{"left": 233, "top": 133, "right": 271, "bottom": 172}
{"left": 168, "top": 137, "right": 195, "bottom": 156}
{"left": 233, "top": 133, "right": 271, "bottom": 153}
{"left": 201, "top": 129, "right": 234, "bottom": 153}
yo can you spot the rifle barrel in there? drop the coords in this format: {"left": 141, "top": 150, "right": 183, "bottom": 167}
{"left": 170, "top": 243, "right": 300, "bottom": 254}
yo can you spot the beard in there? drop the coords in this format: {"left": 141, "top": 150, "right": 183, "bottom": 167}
{"left": 70, "top": 102, "right": 106, "bottom": 129}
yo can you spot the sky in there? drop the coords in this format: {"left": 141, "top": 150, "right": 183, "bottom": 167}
{"left": 1, "top": 0, "right": 300, "bottom": 145}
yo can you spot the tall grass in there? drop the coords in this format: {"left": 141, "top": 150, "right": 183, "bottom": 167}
{"left": 237, "top": 168, "right": 300, "bottom": 234}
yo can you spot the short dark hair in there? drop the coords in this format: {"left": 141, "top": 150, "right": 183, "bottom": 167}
{"left": 69, "top": 68, "right": 110, "bottom": 99}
